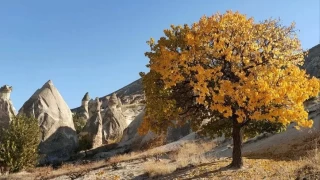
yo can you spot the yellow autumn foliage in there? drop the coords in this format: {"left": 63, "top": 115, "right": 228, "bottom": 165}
{"left": 145, "top": 11, "right": 320, "bottom": 128}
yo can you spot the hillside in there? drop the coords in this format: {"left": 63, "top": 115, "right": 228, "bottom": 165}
{"left": 2, "top": 44, "right": 320, "bottom": 179}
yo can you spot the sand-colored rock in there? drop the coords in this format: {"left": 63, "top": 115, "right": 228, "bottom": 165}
{"left": 80, "top": 97, "right": 103, "bottom": 148}
{"left": 18, "top": 80, "right": 78, "bottom": 164}
{"left": 0, "top": 85, "right": 16, "bottom": 129}
{"left": 102, "top": 93, "right": 127, "bottom": 144}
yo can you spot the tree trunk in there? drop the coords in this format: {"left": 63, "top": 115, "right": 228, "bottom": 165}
{"left": 229, "top": 117, "right": 243, "bottom": 169}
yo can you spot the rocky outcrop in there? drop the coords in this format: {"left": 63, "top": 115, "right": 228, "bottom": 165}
{"left": 102, "top": 93, "right": 127, "bottom": 144}
{"left": 71, "top": 79, "right": 145, "bottom": 127}
{"left": 0, "top": 85, "right": 16, "bottom": 129}
{"left": 100, "top": 79, "right": 144, "bottom": 105}
{"left": 80, "top": 97, "right": 103, "bottom": 148}
{"left": 18, "top": 80, "right": 78, "bottom": 165}
{"left": 303, "top": 44, "right": 320, "bottom": 78}
{"left": 75, "top": 92, "right": 90, "bottom": 121}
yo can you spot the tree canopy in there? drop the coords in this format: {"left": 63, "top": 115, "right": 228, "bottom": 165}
{"left": 141, "top": 11, "right": 320, "bottom": 168}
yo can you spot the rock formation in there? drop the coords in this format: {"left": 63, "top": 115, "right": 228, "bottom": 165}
{"left": 18, "top": 80, "right": 78, "bottom": 164}
{"left": 102, "top": 93, "right": 127, "bottom": 144}
{"left": 303, "top": 44, "right": 320, "bottom": 78}
{"left": 80, "top": 97, "right": 103, "bottom": 148}
{"left": 71, "top": 79, "right": 145, "bottom": 126}
{"left": 92, "top": 98, "right": 103, "bottom": 148}
{"left": 0, "top": 85, "right": 16, "bottom": 129}
{"left": 82, "top": 93, "right": 90, "bottom": 110}
{"left": 75, "top": 92, "right": 90, "bottom": 121}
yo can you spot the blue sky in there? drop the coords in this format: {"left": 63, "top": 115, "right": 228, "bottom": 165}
{"left": 0, "top": 0, "right": 319, "bottom": 110}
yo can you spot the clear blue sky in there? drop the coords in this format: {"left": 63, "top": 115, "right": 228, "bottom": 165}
{"left": 0, "top": 0, "right": 319, "bottom": 110}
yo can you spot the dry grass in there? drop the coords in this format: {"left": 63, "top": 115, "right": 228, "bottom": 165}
{"left": 141, "top": 134, "right": 320, "bottom": 179}
{"left": 4, "top": 133, "right": 320, "bottom": 180}
{"left": 173, "top": 141, "right": 215, "bottom": 168}
{"left": 143, "top": 161, "right": 177, "bottom": 177}
{"left": 107, "top": 151, "right": 142, "bottom": 164}
{"left": 142, "top": 141, "right": 215, "bottom": 178}
{"left": 294, "top": 137, "right": 320, "bottom": 179}
{"left": 107, "top": 140, "right": 216, "bottom": 178}
{"left": 107, "top": 134, "right": 168, "bottom": 164}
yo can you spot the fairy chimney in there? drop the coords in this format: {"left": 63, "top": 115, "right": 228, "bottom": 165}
{"left": 0, "top": 85, "right": 12, "bottom": 100}
{"left": 81, "top": 92, "right": 90, "bottom": 112}
{"left": 0, "top": 85, "right": 16, "bottom": 129}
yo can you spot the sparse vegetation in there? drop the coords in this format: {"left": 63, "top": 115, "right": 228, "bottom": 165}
{"left": 77, "top": 135, "right": 93, "bottom": 152}
{"left": 2, "top": 134, "right": 320, "bottom": 179}
{"left": 143, "top": 162, "right": 177, "bottom": 177}
{"left": 173, "top": 141, "right": 214, "bottom": 168}
{"left": 0, "top": 115, "right": 40, "bottom": 173}
{"left": 73, "top": 114, "right": 87, "bottom": 134}
{"left": 142, "top": 141, "right": 215, "bottom": 177}
{"left": 72, "top": 114, "right": 92, "bottom": 152}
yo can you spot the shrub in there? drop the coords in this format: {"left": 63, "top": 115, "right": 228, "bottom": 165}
{"left": 0, "top": 115, "right": 40, "bottom": 173}
{"left": 73, "top": 114, "right": 87, "bottom": 134}
{"left": 73, "top": 114, "right": 91, "bottom": 151}
{"left": 77, "top": 135, "right": 92, "bottom": 152}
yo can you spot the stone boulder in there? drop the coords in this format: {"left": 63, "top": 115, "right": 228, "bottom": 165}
{"left": 102, "top": 93, "right": 127, "bottom": 144}
{"left": 80, "top": 97, "right": 103, "bottom": 148}
{"left": 0, "top": 85, "right": 16, "bottom": 129}
{"left": 18, "top": 80, "right": 78, "bottom": 165}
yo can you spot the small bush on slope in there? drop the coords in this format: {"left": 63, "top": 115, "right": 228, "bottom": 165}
{"left": 72, "top": 114, "right": 86, "bottom": 134}
{"left": 72, "top": 114, "right": 92, "bottom": 151}
{"left": 0, "top": 115, "right": 40, "bottom": 173}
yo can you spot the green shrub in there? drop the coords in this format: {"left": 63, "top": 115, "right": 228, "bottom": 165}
{"left": 77, "top": 135, "right": 93, "bottom": 152}
{"left": 73, "top": 114, "right": 87, "bottom": 134}
{"left": 0, "top": 115, "right": 40, "bottom": 173}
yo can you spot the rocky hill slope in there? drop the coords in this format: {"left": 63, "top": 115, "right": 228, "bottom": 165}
{"left": 303, "top": 44, "right": 320, "bottom": 78}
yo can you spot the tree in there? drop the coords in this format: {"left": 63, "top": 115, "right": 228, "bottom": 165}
{"left": 142, "top": 11, "right": 320, "bottom": 168}
{"left": 0, "top": 115, "right": 40, "bottom": 173}
{"left": 139, "top": 70, "right": 286, "bottom": 140}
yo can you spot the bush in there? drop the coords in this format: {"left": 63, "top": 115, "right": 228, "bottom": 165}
{"left": 77, "top": 135, "right": 93, "bottom": 152}
{"left": 73, "top": 114, "right": 87, "bottom": 134}
{"left": 0, "top": 115, "right": 40, "bottom": 173}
